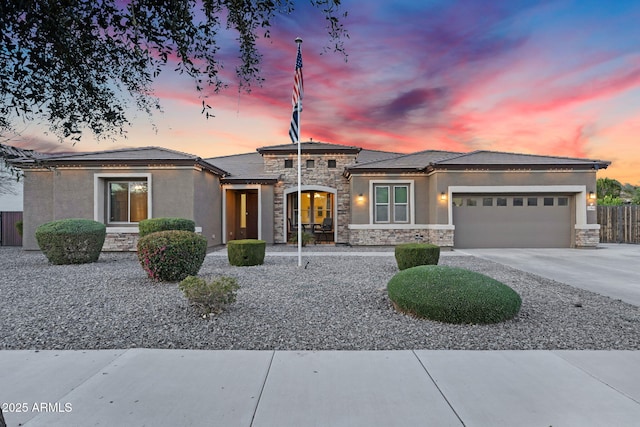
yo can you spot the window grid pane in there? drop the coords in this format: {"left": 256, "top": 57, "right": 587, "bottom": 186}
{"left": 394, "top": 186, "right": 408, "bottom": 222}
{"left": 375, "top": 186, "right": 390, "bottom": 223}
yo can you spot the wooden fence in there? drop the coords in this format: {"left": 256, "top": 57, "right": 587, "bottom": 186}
{"left": 0, "top": 211, "right": 23, "bottom": 246}
{"left": 597, "top": 205, "right": 640, "bottom": 244}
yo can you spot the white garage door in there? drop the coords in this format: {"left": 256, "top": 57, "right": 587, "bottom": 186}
{"left": 453, "top": 195, "right": 572, "bottom": 248}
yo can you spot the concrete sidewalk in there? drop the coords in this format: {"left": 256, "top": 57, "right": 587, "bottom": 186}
{"left": 2, "top": 349, "right": 640, "bottom": 426}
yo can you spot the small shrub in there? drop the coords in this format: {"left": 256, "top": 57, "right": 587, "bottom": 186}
{"left": 35, "top": 219, "right": 106, "bottom": 264}
{"left": 288, "top": 231, "right": 315, "bottom": 246}
{"left": 15, "top": 220, "right": 23, "bottom": 237}
{"left": 395, "top": 243, "right": 440, "bottom": 270}
{"left": 138, "top": 217, "right": 195, "bottom": 238}
{"left": 227, "top": 239, "right": 266, "bottom": 266}
{"left": 179, "top": 275, "right": 239, "bottom": 317}
{"left": 137, "top": 230, "right": 207, "bottom": 282}
{"left": 387, "top": 265, "right": 522, "bottom": 324}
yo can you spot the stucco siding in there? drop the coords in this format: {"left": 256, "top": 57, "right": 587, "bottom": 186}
{"left": 193, "top": 169, "right": 222, "bottom": 247}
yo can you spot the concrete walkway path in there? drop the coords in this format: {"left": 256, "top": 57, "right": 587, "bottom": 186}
{"left": 2, "top": 349, "right": 640, "bottom": 426}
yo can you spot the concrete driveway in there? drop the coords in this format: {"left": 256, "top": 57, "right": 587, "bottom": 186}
{"left": 458, "top": 244, "right": 640, "bottom": 307}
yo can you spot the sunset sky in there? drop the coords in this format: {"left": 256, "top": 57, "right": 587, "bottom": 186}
{"left": 10, "top": 0, "right": 640, "bottom": 184}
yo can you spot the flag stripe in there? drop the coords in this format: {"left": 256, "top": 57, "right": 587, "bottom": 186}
{"left": 289, "top": 43, "right": 303, "bottom": 144}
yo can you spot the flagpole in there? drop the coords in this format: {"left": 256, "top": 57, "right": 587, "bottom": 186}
{"left": 295, "top": 37, "right": 303, "bottom": 268}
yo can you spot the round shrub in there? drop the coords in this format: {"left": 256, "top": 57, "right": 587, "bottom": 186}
{"left": 15, "top": 220, "right": 23, "bottom": 237}
{"left": 138, "top": 217, "right": 196, "bottom": 238}
{"left": 35, "top": 219, "right": 106, "bottom": 264}
{"left": 227, "top": 239, "right": 266, "bottom": 266}
{"left": 387, "top": 265, "right": 522, "bottom": 324}
{"left": 137, "top": 230, "right": 207, "bottom": 282}
{"left": 395, "top": 243, "right": 440, "bottom": 270}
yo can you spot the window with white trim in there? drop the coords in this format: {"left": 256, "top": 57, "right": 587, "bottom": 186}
{"left": 374, "top": 184, "right": 410, "bottom": 224}
{"left": 108, "top": 180, "right": 148, "bottom": 223}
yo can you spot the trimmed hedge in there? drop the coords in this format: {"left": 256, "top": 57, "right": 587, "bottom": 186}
{"left": 227, "top": 239, "right": 266, "bottom": 266}
{"left": 138, "top": 217, "right": 195, "bottom": 238}
{"left": 35, "top": 219, "right": 106, "bottom": 264}
{"left": 387, "top": 265, "right": 522, "bottom": 324}
{"left": 395, "top": 243, "right": 440, "bottom": 270}
{"left": 137, "top": 230, "right": 207, "bottom": 282}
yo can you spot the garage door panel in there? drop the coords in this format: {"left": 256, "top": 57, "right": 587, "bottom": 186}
{"left": 453, "top": 195, "right": 571, "bottom": 248}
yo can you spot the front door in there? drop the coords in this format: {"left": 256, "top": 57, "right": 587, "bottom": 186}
{"left": 236, "top": 190, "right": 258, "bottom": 240}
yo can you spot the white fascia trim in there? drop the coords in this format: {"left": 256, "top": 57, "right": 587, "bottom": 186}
{"left": 94, "top": 173, "right": 153, "bottom": 222}
{"left": 447, "top": 185, "right": 589, "bottom": 226}
{"left": 221, "top": 184, "right": 262, "bottom": 244}
{"left": 349, "top": 224, "right": 455, "bottom": 230}
{"left": 368, "top": 179, "right": 416, "bottom": 225}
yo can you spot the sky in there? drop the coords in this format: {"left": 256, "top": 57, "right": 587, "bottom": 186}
{"left": 9, "top": 0, "right": 640, "bottom": 184}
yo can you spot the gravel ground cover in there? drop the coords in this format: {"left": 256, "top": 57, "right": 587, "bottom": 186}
{"left": 1, "top": 247, "right": 638, "bottom": 350}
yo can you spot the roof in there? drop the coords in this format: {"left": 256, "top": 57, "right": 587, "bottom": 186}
{"left": 430, "top": 150, "right": 611, "bottom": 170}
{"left": 257, "top": 141, "right": 361, "bottom": 155}
{"left": 346, "top": 150, "right": 462, "bottom": 173}
{"left": 1, "top": 143, "right": 45, "bottom": 160}
{"left": 10, "top": 146, "right": 228, "bottom": 176}
{"left": 206, "top": 152, "right": 280, "bottom": 184}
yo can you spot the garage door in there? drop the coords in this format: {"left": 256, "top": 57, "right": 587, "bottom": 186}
{"left": 453, "top": 195, "right": 572, "bottom": 248}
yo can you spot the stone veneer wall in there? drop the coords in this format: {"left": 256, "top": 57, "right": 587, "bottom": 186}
{"left": 102, "top": 229, "right": 204, "bottom": 251}
{"left": 103, "top": 232, "right": 139, "bottom": 251}
{"left": 348, "top": 227, "right": 454, "bottom": 248}
{"left": 265, "top": 153, "right": 356, "bottom": 244}
{"left": 575, "top": 226, "right": 600, "bottom": 248}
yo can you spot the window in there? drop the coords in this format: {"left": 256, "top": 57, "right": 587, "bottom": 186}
{"left": 327, "top": 159, "right": 337, "bottom": 168}
{"left": 466, "top": 198, "right": 477, "bottom": 207}
{"left": 375, "top": 186, "right": 390, "bottom": 222}
{"left": 513, "top": 197, "right": 524, "bottom": 207}
{"left": 108, "top": 181, "right": 148, "bottom": 223}
{"left": 394, "top": 186, "right": 408, "bottom": 222}
{"left": 558, "top": 197, "right": 569, "bottom": 206}
{"left": 284, "top": 159, "right": 293, "bottom": 168}
{"left": 306, "top": 159, "right": 315, "bottom": 168}
{"left": 483, "top": 197, "right": 493, "bottom": 207}
{"left": 497, "top": 197, "right": 507, "bottom": 207}
{"left": 374, "top": 184, "right": 411, "bottom": 223}
{"left": 452, "top": 197, "right": 463, "bottom": 207}
{"left": 544, "top": 197, "right": 554, "bottom": 206}
{"left": 527, "top": 197, "right": 538, "bottom": 206}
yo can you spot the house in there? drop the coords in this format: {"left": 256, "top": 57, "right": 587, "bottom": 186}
{"left": 11, "top": 141, "right": 609, "bottom": 251}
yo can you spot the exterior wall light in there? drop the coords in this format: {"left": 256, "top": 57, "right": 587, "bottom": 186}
{"left": 357, "top": 193, "right": 365, "bottom": 203}
{"left": 440, "top": 192, "right": 447, "bottom": 201}
{"left": 588, "top": 191, "right": 596, "bottom": 199}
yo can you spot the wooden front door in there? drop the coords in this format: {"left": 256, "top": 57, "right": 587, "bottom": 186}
{"left": 236, "top": 190, "right": 258, "bottom": 240}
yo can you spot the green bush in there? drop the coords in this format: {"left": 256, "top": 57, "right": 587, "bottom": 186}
{"left": 387, "top": 265, "right": 521, "bottom": 324}
{"left": 137, "top": 230, "right": 207, "bottom": 282}
{"left": 227, "top": 239, "right": 266, "bottom": 266}
{"left": 288, "top": 231, "right": 315, "bottom": 246}
{"left": 138, "top": 217, "right": 195, "bottom": 238}
{"left": 15, "top": 220, "right": 23, "bottom": 237}
{"left": 179, "top": 275, "right": 239, "bottom": 317}
{"left": 35, "top": 219, "right": 106, "bottom": 264}
{"left": 395, "top": 243, "right": 440, "bottom": 270}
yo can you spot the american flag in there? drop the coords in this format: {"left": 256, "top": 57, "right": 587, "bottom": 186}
{"left": 289, "top": 41, "right": 303, "bottom": 143}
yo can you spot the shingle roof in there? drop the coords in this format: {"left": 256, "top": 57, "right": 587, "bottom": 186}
{"left": 432, "top": 150, "right": 610, "bottom": 169}
{"left": 257, "top": 141, "right": 361, "bottom": 155}
{"left": 206, "top": 152, "right": 280, "bottom": 183}
{"left": 10, "top": 146, "right": 228, "bottom": 176}
{"left": 347, "top": 150, "right": 462, "bottom": 172}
